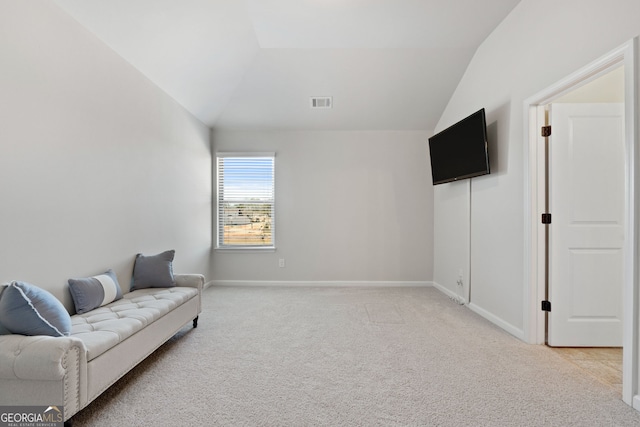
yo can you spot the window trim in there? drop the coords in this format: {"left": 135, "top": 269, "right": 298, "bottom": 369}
{"left": 215, "top": 152, "right": 276, "bottom": 251}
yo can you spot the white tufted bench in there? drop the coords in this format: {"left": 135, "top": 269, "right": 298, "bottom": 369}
{"left": 0, "top": 274, "right": 203, "bottom": 422}
{"left": 72, "top": 287, "right": 198, "bottom": 361}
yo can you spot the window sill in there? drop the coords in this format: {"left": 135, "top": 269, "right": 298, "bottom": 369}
{"left": 215, "top": 246, "right": 276, "bottom": 253}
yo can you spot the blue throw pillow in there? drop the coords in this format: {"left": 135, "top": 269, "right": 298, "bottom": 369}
{"left": 68, "top": 269, "right": 123, "bottom": 314}
{"left": 0, "top": 281, "right": 71, "bottom": 337}
{"left": 131, "top": 250, "right": 176, "bottom": 290}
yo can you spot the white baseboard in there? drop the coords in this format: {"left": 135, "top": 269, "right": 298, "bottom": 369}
{"left": 633, "top": 394, "right": 640, "bottom": 412}
{"left": 430, "top": 281, "right": 525, "bottom": 341}
{"left": 431, "top": 281, "right": 467, "bottom": 305}
{"left": 467, "top": 302, "right": 526, "bottom": 341}
{"left": 209, "top": 280, "right": 433, "bottom": 288}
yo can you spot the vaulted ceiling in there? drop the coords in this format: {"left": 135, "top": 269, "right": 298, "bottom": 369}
{"left": 53, "top": 0, "right": 521, "bottom": 131}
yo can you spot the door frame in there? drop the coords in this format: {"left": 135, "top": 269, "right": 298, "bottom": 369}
{"left": 523, "top": 38, "right": 639, "bottom": 407}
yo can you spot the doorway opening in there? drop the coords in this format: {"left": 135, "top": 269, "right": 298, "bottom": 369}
{"left": 545, "top": 70, "right": 625, "bottom": 348}
{"left": 524, "top": 39, "right": 638, "bottom": 408}
{"left": 542, "top": 69, "right": 626, "bottom": 394}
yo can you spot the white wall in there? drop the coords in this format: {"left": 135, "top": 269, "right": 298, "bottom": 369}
{"left": 433, "top": 0, "right": 640, "bottom": 336}
{"left": 433, "top": 179, "right": 470, "bottom": 301}
{"left": 0, "top": 1, "right": 211, "bottom": 311}
{"left": 212, "top": 130, "right": 433, "bottom": 284}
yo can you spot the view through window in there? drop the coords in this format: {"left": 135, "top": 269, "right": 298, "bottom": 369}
{"left": 216, "top": 154, "right": 275, "bottom": 248}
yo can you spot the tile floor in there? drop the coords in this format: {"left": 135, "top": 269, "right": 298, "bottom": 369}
{"left": 549, "top": 347, "right": 623, "bottom": 395}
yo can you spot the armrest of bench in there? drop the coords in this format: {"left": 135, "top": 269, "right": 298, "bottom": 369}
{"left": 174, "top": 273, "right": 204, "bottom": 291}
{"left": 0, "top": 334, "right": 88, "bottom": 419}
{"left": 174, "top": 274, "right": 204, "bottom": 314}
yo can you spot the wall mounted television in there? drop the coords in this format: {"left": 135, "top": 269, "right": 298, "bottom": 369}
{"left": 428, "top": 108, "right": 490, "bottom": 185}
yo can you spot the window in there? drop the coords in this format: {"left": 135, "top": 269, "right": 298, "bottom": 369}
{"left": 216, "top": 153, "right": 275, "bottom": 249}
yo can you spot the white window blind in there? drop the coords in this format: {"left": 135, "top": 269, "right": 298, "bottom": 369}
{"left": 216, "top": 153, "right": 275, "bottom": 248}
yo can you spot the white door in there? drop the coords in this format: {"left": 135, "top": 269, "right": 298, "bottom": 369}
{"left": 547, "top": 103, "right": 625, "bottom": 347}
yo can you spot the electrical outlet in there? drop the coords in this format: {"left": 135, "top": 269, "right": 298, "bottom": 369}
{"left": 279, "top": 258, "right": 285, "bottom": 268}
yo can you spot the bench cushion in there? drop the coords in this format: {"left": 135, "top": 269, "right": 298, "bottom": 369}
{"left": 71, "top": 287, "right": 197, "bottom": 361}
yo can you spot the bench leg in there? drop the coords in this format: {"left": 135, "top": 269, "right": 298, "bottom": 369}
{"left": 193, "top": 316, "right": 199, "bottom": 328}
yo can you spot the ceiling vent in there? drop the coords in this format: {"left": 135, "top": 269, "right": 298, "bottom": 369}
{"left": 310, "top": 96, "right": 332, "bottom": 109}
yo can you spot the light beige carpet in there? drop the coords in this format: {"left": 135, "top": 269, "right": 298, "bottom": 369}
{"left": 70, "top": 286, "right": 640, "bottom": 426}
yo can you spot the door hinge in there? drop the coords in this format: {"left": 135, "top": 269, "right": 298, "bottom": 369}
{"left": 541, "top": 125, "right": 552, "bottom": 137}
{"left": 541, "top": 300, "right": 551, "bottom": 312}
{"left": 541, "top": 213, "right": 552, "bottom": 224}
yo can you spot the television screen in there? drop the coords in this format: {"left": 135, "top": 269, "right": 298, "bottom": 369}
{"left": 428, "top": 108, "right": 490, "bottom": 185}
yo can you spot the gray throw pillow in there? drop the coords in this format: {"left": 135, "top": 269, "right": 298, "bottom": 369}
{"left": 0, "top": 285, "right": 9, "bottom": 335}
{"left": 68, "top": 269, "right": 123, "bottom": 314}
{"left": 131, "top": 250, "right": 176, "bottom": 290}
{"left": 0, "top": 281, "right": 71, "bottom": 337}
